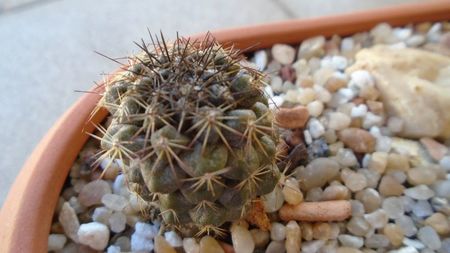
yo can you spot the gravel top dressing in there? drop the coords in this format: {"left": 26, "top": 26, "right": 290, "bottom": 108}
{"left": 49, "top": 21, "right": 450, "bottom": 253}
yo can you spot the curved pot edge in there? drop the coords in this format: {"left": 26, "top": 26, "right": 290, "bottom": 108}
{"left": 1, "top": 1, "right": 449, "bottom": 252}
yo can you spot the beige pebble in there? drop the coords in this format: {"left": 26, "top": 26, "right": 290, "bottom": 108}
{"left": 154, "top": 235, "right": 177, "bottom": 253}
{"left": 338, "top": 128, "right": 376, "bottom": 153}
{"left": 383, "top": 223, "right": 404, "bottom": 247}
{"left": 199, "top": 236, "right": 224, "bottom": 253}
{"left": 407, "top": 167, "right": 437, "bottom": 185}
{"left": 300, "top": 223, "right": 313, "bottom": 241}
{"left": 282, "top": 178, "right": 304, "bottom": 205}
{"left": 279, "top": 200, "right": 352, "bottom": 222}
{"left": 425, "top": 212, "right": 450, "bottom": 235}
{"left": 386, "top": 153, "right": 410, "bottom": 172}
{"left": 250, "top": 229, "right": 270, "bottom": 248}
{"left": 420, "top": 137, "right": 449, "bottom": 161}
{"left": 312, "top": 223, "right": 331, "bottom": 240}
{"left": 379, "top": 175, "right": 405, "bottom": 196}
{"left": 275, "top": 106, "right": 309, "bottom": 129}
{"left": 325, "top": 76, "right": 347, "bottom": 92}
{"left": 285, "top": 221, "right": 302, "bottom": 253}
{"left": 368, "top": 152, "right": 388, "bottom": 174}
{"left": 322, "top": 185, "right": 351, "bottom": 200}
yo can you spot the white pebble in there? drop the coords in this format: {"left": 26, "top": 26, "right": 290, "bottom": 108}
{"left": 183, "top": 238, "right": 199, "bottom": 253}
{"left": 270, "top": 222, "right": 286, "bottom": 241}
{"left": 109, "top": 211, "right": 127, "bottom": 233}
{"left": 268, "top": 95, "right": 284, "bottom": 109}
{"left": 406, "top": 34, "right": 425, "bottom": 47}
{"left": 412, "top": 200, "right": 434, "bottom": 218}
{"left": 439, "top": 156, "right": 450, "bottom": 171}
{"left": 363, "top": 112, "right": 383, "bottom": 129}
{"left": 418, "top": 226, "right": 441, "bottom": 250}
{"left": 112, "top": 174, "right": 127, "bottom": 195}
{"left": 404, "top": 185, "right": 435, "bottom": 200}
{"left": 351, "top": 104, "right": 368, "bottom": 118}
{"left": 304, "top": 130, "right": 313, "bottom": 145}
{"left": 382, "top": 197, "right": 404, "bottom": 219}
{"left": 328, "top": 112, "right": 351, "bottom": 130}
{"left": 338, "top": 234, "right": 364, "bottom": 248}
{"left": 48, "top": 234, "right": 67, "bottom": 251}
{"left": 336, "top": 148, "right": 358, "bottom": 167}
{"left": 253, "top": 50, "right": 268, "bottom": 71}
{"left": 403, "top": 238, "right": 425, "bottom": 249}
{"left": 131, "top": 233, "right": 154, "bottom": 252}
{"left": 309, "top": 118, "right": 325, "bottom": 139}
{"left": 302, "top": 240, "right": 325, "bottom": 253}
{"left": 135, "top": 222, "right": 158, "bottom": 238}
{"left": 313, "top": 85, "right": 332, "bottom": 103}
{"left": 107, "top": 245, "right": 121, "bottom": 253}
{"left": 341, "top": 37, "right": 354, "bottom": 51}
{"left": 389, "top": 246, "right": 419, "bottom": 253}
{"left": 262, "top": 185, "right": 284, "bottom": 212}
{"left": 77, "top": 222, "right": 110, "bottom": 251}
{"left": 164, "top": 231, "right": 183, "bottom": 248}
{"left": 350, "top": 70, "right": 374, "bottom": 89}
{"left": 101, "top": 194, "right": 128, "bottom": 211}
{"left": 272, "top": 44, "right": 296, "bottom": 65}
{"left": 393, "top": 28, "right": 412, "bottom": 41}
{"left": 331, "top": 55, "right": 348, "bottom": 70}
{"left": 92, "top": 207, "right": 113, "bottom": 225}
{"left": 395, "top": 216, "right": 417, "bottom": 237}
{"left": 307, "top": 100, "right": 324, "bottom": 117}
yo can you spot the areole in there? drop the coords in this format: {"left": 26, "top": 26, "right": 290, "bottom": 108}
{"left": 0, "top": 1, "right": 449, "bottom": 252}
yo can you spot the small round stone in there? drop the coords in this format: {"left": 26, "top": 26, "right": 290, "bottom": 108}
{"left": 282, "top": 177, "right": 304, "bottom": 205}
{"left": 271, "top": 222, "right": 286, "bottom": 241}
{"left": 301, "top": 240, "right": 325, "bottom": 253}
{"left": 395, "top": 216, "right": 417, "bottom": 237}
{"left": 322, "top": 184, "right": 351, "bottom": 200}
{"left": 250, "top": 229, "right": 270, "bottom": 248}
{"left": 312, "top": 223, "right": 331, "bottom": 240}
{"left": 78, "top": 180, "right": 112, "bottom": 207}
{"left": 342, "top": 170, "right": 367, "bottom": 192}
{"left": 77, "top": 222, "right": 110, "bottom": 251}
{"left": 164, "top": 231, "right": 183, "bottom": 248}
{"left": 183, "top": 238, "right": 199, "bottom": 253}
{"left": 364, "top": 234, "right": 389, "bottom": 249}
{"left": 307, "top": 100, "right": 324, "bottom": 117}
{"left": 298, "top": 158, "right": 340, "bottom": 191}
{"left": 383, "top": 223, "right": 404, "bottom": 247}
{"left": 262, "top": 185, "right": 284, "bottom": 213}
{"left": 199, "top": 236, "right": 224, "bottom": 253}
{"left": 404, "top": 185, "right": 435, "bottom": 200}
{"left": 338, "top": 128, "right": 376, "bottom": 153}
{"left": 382, "top": 197, "right": 405, "bottom": 219}
{"left": 285, "top": 221, "right": 302, "bottom": 253}
{"left": 154, "top": 235, "right": 177, "bottom": 253}
{"left": 336, "top": 148, "right": 358, "bottom": 167}
{"left": 368, "top": 152, "right": 387, "bottom": 174}
{"left": 109, "top": 211, "right": 127, "bottom": 233}
{"left": 231, "top": 222, "right": 254, "bottom": 253}
{"left": 338, "top": 234, "right": 364, "bottom": 248}
{"left": 301, "top": 223, "right": 313, "bottom": 241}
{"left": 48, "top": 234, "right": 67, "bottom": 251}
{"left": 417, "top": 226, "right": 442, "bottom": 250}
{"left": 272, "top": 44, "right": 296, "bottom": 65}
{"left": 275, "top": 106, "right": 310, "bottom": 129}
{"left": 355, "top": 188, "right": 381, "bottom": 213}
{"left": 328, "top": 112, "right": 352, "bottom": 130}
{"left": 379, "top": 175, "right": 405, "bottom": 197}
{"left": 407, "top": 167, "right": 437, "bottom": 186}
{"left": 424, "top": 213, "right": 450, "bottom": 235}
{"left": 58, "top": 202, "right": 80, "bottom": 243}
{"left": 347, "top": 217, "right": 371, "bottom": 236}
{"left": 266, "top": 241, "right": 286, "bottom": 253}
{"left": 101, "top": 194, "right": 128, "bottom": 211}
{"left": 364, "top": 209, "right": 388, "bottom": 229}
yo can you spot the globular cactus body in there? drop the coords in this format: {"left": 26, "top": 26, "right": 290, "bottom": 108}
{"left": 96, "top": 34, "right": 280, "bottom": 237}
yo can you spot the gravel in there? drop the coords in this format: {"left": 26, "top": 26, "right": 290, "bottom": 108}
{"left": 48, "top": 21, "right": 450, "bottom": 253}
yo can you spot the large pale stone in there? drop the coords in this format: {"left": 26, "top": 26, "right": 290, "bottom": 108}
{"left": 348, "top": 45, "right": 450, "bottom": 138}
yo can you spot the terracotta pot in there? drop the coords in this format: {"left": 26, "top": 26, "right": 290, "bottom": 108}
{"left": 1, "top": 1, "right": 449, "bottom": 252}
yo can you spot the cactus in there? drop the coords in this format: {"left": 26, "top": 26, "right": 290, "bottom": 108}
{"left": 94, "top": 34, "right": 280, "bottom": 237}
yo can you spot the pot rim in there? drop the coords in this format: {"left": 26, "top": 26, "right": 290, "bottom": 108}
{"left": 1, "top": 1, "right": 449, "bottom": 252}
